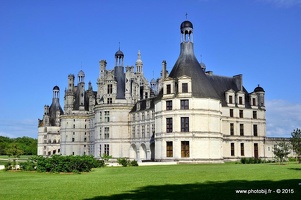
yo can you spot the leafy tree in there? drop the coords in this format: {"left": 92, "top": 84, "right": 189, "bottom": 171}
{"left": 291, "top": 128, "right": 301, "bottom": 163}
{"left": 273, "top": 140, "right": 291, "bottom": 165}
{"left": 6, "top": 143, "right": 24, "bottom": 158}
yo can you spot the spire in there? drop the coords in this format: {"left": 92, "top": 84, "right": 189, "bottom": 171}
{"left": 136, "top": 50, "right": 143, "bottom": 73}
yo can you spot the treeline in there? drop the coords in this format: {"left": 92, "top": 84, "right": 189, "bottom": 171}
{"left": 0, "top": 136, "right": 37, "bottom": 155}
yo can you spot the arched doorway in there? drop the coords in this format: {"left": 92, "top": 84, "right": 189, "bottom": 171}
{"left": 140, "top": 143, "right": 147, "bottom": 161}
{"left": 129, "top": 144, "right": 137, "bottom": 160}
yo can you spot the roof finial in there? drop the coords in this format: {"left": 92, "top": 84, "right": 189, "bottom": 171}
{"left": 200, "top": 54, "right": 202, "bottom": 62}
{"left": 185, "top": 12, "right": 188, "bottom": 19}
{"left": 118, "top": 42, "right": 120, "bottom": 50}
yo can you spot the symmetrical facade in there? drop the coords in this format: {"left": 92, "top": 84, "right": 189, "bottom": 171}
{"left": 38, "top": 20, "right": 276, "bottom": 163}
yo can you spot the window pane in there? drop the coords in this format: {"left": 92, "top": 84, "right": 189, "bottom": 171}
{"left": 181, "top": 141, "right": 189, "bottom": 157}
{"left": 182, "top": 83, "right": 188, "bottom": 93}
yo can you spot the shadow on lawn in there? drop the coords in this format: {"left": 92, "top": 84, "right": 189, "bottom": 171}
{"left": 85, "top": 179, "right": 301, "bottom": 200}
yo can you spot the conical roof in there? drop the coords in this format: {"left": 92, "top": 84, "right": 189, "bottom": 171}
{"left": 169, "top": 42, "right": 220, "bottom": 99}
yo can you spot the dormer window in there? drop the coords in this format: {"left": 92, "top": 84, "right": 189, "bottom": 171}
{"left": 182, "top": 83, "right": 188, "bottom": 93}
{"left": 239, "top": 97, "right": 243, "bottom": 105}
{"left": 229, "top": 95, "right": 233, "bottom": 104}
{"left": 166, "top": 84, "right": 171, "bottom": 94}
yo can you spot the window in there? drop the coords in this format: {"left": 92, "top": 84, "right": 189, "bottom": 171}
{"left": 104, "top": 127, "right": 109, "bottom": 139}
{"left": 99, "top": 127, "right": 102, "bottom": 138}
{"left": 73, "top": 124, "right": 75, "bottom": 128}
{"left": 230, "top": 123, "right": 234, "bottom": 136}
{"left": 181, "top": 141, "right": 189, "bottom": 157}
{"left": 107, "top": 84, "right": 113, "bottom": 94}
{"left": 152, "top": 124, "right": 155, "bottom": 134}
{"left": 180, "top": 100, "right": 189, "bottom": 109}
{"left": 230, "top": 109, "right": 234, "bottom": 117}
{"left": 241, "top": 143, "right": 245, "bottom": 156}
{"left": 105, "top": 111, "right": 110, "bottom": 122}
{"left": 132, "top": 126, "right": 135, "bottom": 138}
{"left": 72, "top": 138, "right": 75, "bottom": 142}
{"left": 240, "top": 124, "right": 244, "bottom": 136}
{"left": 166, "top": 118, "right": 173, "bottom": 133}
{"left": 100, "top": 144, "right": 102, "bottom": 155}
{"left": 253, "top": 111, "right": 257, "bottom": 119}
{"left": 239, "top": 96, "right": 243, "bottom": 104}
{"left": 239, "top": 110, "right": 243, "bottom": 118}
{"left": 229, "top": 95, "right": 233, "bottom": 104}
{"left": 252, "top": 98, "right": 256, "bottom": 106}
{"left": 231, "top": 143, "right": 235, "bottom": 156}
{"left": 182, "top": 83, "right": 188, "bottom": 93}
{"left": 84, "top": 137, "right": 87, "bottom": 142}
{"left": 166, "top": 84, "right": 171, "bottom": 94}
{"left": 104, "top": 144, "right": 109, "bottom": 156}
{"left": 166, "top": 100, "right": 172, "bottom": 110}
{"left": 99, "top": 111, "right": 102, "bottom": 121}
{"left": 181, "top": 117, "right": 189, "bottom": 132}
{"left": 107, "top": 98, "right": 112, "bottom": 104}
{"left": 166, "top": 141, "right": 173, "bottom": 157}
{"left": 253, "top": 124, "right": 258, "bottom": 136}
{"left": 254, "top": 143, "right": 258, "bottom": 159}
{"left": 142, "top": 125, "right": 145, "bottom": 138}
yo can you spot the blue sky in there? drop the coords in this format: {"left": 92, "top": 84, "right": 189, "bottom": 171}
{"left": 0, "top": 0, "right": 300, "bottom": 138}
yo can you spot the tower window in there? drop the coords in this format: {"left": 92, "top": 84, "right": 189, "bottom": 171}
{"left": 181, "top": 117, "right": 189, "bottom": 132}
{"left": 166, "top": 141, "right": 173, "bottom": 157}
{"left": 230, "top": 109, "right": 234, "bottom": 117}
{"left": 166, "top": 84, "right": 171, "bottom": 94}
{"left": 166, "top": 100, "right": 172, "bottom": 110}
{"left": 182, "top": 83, "right": 188, "bottom": 93}
{"left": 107, "top": 98, "right": 112, "bottom": 104}
{"left": 181, "top": 141, "right": 189, "bottom": 157}
{"left": 166, "top": 118, "right": 173, "bottom": 133}
{"left": 104, "top": 127, "right": 109, "bottom": 139}
{"left": 104, "top": 144, "right": 110, "bottom": 156}
{"left": 180, "top": 100, "right": 189, "bottom": 110}
{"left": 239, "top": 110, "right": 243, "bottom": 118}
{"left": 252, "top": 98, "right": 256, "bottom": 106}
{"left": 105, "top": 111, "right": 110, "bottom": 122}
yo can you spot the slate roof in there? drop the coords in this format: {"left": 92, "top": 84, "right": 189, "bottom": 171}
{"left": 168, "top": 42, "right": 220, "bottom": 99}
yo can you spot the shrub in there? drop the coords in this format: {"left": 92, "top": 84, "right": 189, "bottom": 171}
{"left": 130, "top": 160, "right": 138, "bottom": 166}
{"left": 240, "top": 157, "right": 262, "bottom": 164}
{"left": 117, "top": 158, "right": 139, "bottom": 167}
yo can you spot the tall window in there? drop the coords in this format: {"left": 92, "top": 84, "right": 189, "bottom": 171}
{"left": 166, "top": 141, "right": 173, "bottom": 157}
{"left": 181, "top": 141, "right": 189, "bottom": 157}
{"left": 239, "top": 110, "right": 243, "bottom": 118}
{"left": 166, "top": 118, "right": 173, "bottom": 133}
{"left": 231, "top": 143, "right": 235, "bottom": 156}
{"left": 180, "top": 100, "right": 189, "bottom": 109}
{"left": 104, "top": 127, "right": 109, "bottom": 139}
{"left": 142, "top": 125, "right": 145, "bottom": 138}
{"left": 230, "top": 123, "right": 234, "bottom": 135}
{"left": 229, "top": 95, "right": 233, "bottom": 104}
{"left": 240, "top": 124, "right": 244, "bottom": 136}
{"left": 181, "top": 117, "right": 189, "bottom": 132}
{"left": 99, "top": 111, "right": 102, "bottom": 121}
{"left": 166, "top": 100, "right": 172, "bottom": 110}
{"left": 107, "top": 84, "right": 112, "bottom": 94}
{"left": 240, "top": 143, "right": 245, "bottom": 156}
{"left": 254, "top": 143, "right": 258, "bottom": 159}
{"left": 166, "top": 84, "right": 171, "bottom": 94}
{"left": 104, "top": 144, "right": 109, "bottom": 156}
{"left": 142, "top": 112, "right": 145, "bottom": 120}
{"left": 230, "top": 109, "right": 234, "bottom": 117}
{"left": 253, "top": 124, "right": 258, "bottom": 136}
{"left": 105, "top": 111, "right": 110, "bottom": 122}
{"left": 182, "top": 83, "right": 188, "bottom": 93}
{"left": 99, "top": 127, "right": 102, "bottom": 138}
{"left": 239, "top": 96, "right": 243, "bottom": 105}
{"left": 252, "top": 98, "right": 256, "bottom": 106}
{"left": 253, "top": 111, "right": 257, "bottom": 119}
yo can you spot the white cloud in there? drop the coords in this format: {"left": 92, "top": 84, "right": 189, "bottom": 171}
{"left": 266, "top": 99, "right": 301, "bottom": 137}
{"left": 258, "top": 0, "right": 301, "bottom": 7}
{"left": 0, "top": 119, "right": 37, "bottom": 138}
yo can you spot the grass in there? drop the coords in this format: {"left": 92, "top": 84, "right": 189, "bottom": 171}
{"left": 0, "top": 163, "right": 300, "bottom": 200}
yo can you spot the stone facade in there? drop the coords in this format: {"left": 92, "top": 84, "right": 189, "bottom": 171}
{"left": 38, "top": 20, "right": 290, "bottom": 162}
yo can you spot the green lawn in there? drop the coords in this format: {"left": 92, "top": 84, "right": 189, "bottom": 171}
{"left": 0, "top": 163, "right": 300, "bottom": 200}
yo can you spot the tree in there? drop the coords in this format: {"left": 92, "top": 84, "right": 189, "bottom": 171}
{"left": 291, "top": 128, "right": 301, "bottom": 163}
{"left": 273, "top": 140, "right": 291, "bottom": 165}
{"left": 6, "top": 143, "right": 24, "bottom": 158}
